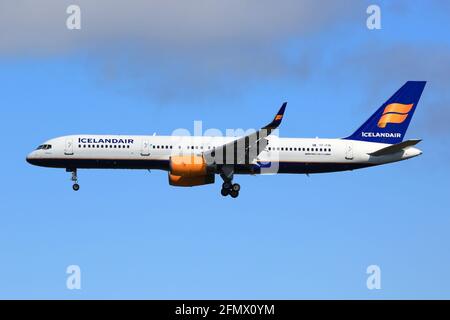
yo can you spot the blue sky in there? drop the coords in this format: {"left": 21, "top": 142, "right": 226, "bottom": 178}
{"left": 1, "top": 1, "right": 450, "bottom": 299}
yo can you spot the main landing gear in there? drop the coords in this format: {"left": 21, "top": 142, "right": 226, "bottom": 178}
{"left": 221, "top": 182, "right": 240, "bottom": 198}
{"left": 219, "top": 166, "right": 240, "bottom": 198}
{"left": 67, "top": 168, "right": 80, "bottom": 191}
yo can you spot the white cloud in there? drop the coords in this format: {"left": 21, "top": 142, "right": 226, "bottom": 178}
{"left": 0, "top": 1, "right": 362, "bottom": 103}
{"left": 0, "top": 0, "right": 361, "bottom": 55}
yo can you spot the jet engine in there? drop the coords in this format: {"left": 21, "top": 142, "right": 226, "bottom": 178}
{"left": 168, "top": 155, "right": 215, "bottom": 187}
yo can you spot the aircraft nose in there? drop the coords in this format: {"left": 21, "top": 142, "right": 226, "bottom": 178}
{"left": 26, "top": 152, "right": 37, "bottom": 165}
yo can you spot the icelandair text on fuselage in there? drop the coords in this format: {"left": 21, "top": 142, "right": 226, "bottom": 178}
{"left": 78, "top": 138, "right": 134, "bottom": 144}
{"left": 361, "top": 132, "right": 401, "bottom": 138}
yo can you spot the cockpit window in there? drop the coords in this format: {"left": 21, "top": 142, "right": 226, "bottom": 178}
{"left": 36, "top": 144, "right": 52, "bottom": 150}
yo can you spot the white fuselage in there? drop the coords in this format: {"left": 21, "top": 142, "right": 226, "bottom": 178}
{"left": 26, "top": 134, "right": 422, "bottom": 174}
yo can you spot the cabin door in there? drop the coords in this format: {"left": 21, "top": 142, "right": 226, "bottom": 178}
{"left": 64, "top": 138, "right": 74, "bottom": 155}
{"left": 141, "top": 140, "right": 150, "bottom": 156}
{"left": 345, "top": 142, "right": 353, "bottom": 160}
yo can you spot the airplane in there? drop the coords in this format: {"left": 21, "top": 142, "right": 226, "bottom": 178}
{"left": 26, "top": 81, "right": 426, "bottom": 198}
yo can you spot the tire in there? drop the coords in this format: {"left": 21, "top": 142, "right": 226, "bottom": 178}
{"left": 72, "top": 184, "right": 80, "bottom": 191}
{"left": 232, "top": 183, "right": 240, "bottom": 192}
{"left": 221, "top": 188, "right": 229, "bottom": 197}
{"left": 230, "top": 190, "right": 239, "bottom": 198}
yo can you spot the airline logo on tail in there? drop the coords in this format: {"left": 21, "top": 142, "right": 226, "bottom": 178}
{"left": 377, "top": 103, "right": 414, "bottom": 128}
{"left": 345, "top": 81, "right": 425, "bottom": 144}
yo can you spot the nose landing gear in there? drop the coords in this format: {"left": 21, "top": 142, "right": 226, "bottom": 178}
{"left": 67, "top": 168, "right": 80, "bottom": 191}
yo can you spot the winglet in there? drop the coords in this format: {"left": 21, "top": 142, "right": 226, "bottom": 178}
{"left": 264, "top": 102, "right": 287, "bottom": 130}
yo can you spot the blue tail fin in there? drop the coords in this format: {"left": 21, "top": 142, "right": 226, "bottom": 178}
{"left": 344, "top": 81, "right": 426, "bottom": 144}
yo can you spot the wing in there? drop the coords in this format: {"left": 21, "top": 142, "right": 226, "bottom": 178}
{"left": 203, "top": 102, "right": 287, "bottom": 166}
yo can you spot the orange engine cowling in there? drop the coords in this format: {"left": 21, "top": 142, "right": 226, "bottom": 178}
{"left": 168, "top": 155, "right": 215, "bottom": 187}
{"left": 170, "top": 155, "right": 208, "bottom": 177}
{"left": 168, "top": 173, "right": 215, "bottom": 187}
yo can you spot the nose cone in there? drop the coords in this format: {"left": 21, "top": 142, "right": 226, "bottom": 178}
{"left": 26, "top": 152, "right": 38, "bottom": 165}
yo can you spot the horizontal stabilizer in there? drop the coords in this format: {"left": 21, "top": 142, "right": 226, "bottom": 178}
{"left": 368, "top": 139, "right": 422, "bottom": 156}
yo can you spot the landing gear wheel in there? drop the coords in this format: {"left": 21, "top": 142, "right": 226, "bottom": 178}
{"left": 230, "top": 190, "right": 239, "bottom": 198}
{"left": 221, "top": 188, "right": 229, "bottom": 197}
{"left": 222, "top": 182, "right": 232, "bottom": 190}
{"left": 68, "top": 169, "right": 80, "bottom": 191}
{"left": 232, "top": 183, "right": 240, "bottom": 192}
